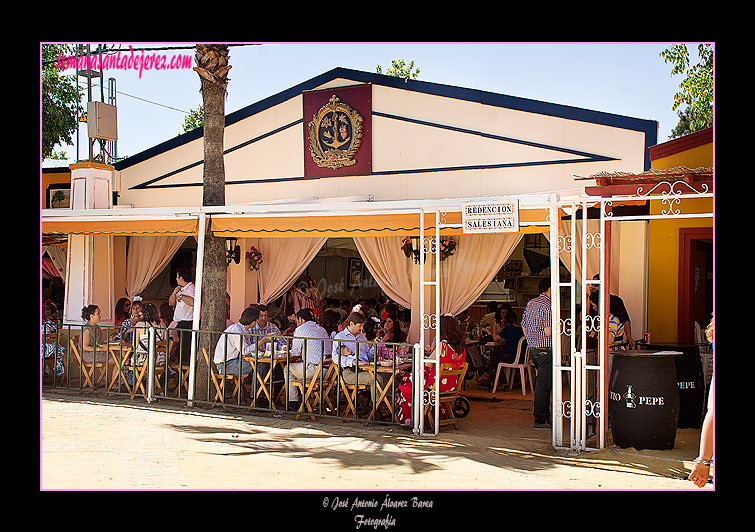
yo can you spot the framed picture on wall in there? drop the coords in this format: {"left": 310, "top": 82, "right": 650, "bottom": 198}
{"left": 47, "top": 184, "right": 71, "bottom": 209}
{"left": 348, "top": 257, "right": 364, "bottom": 288}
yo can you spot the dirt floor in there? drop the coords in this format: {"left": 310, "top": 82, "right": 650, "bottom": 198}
{"left": 40, "top": 372, "right": 712, "bottom": 493}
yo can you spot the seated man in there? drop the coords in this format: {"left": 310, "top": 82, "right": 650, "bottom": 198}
{"left": 284, "top": 308, "right": 330, "bottom": 409}
{"left": 331, "top": 312, "right": 389, "bottom": 416}
{"left": 213, "top": 306, "right": 260, "bottom": 378}
{"left": 248, "top": 304, "right": 286, "bottom": 354}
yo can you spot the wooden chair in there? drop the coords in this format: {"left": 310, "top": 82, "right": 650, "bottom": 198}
{"left": 69, "top": 336, "right": 106, "bottom": 391}
{"left": 168, "top": 339, "right": 191, "bottom": 397}
{"left": 424, "top": 362, "right": 468, "bottom": 431}
{"left": 291, "top": 356, "right": 331, "bottom": 421}
{"left": 130, "top": 340, "right": 168, "bottom": 399}
{"left": 491, "top": 337, "right": 534, "bottom": 395}
{"left": 201, "top": 348, "right": 241, "bottom": 409}
{"left": 331, "top": 363, "right": 369, "bottom": 419}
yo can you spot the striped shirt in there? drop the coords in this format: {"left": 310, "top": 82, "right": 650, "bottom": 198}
{"left": 521, "top": 293, "right": 552, "bottom": 349}
{"left": 249, "top": 320, "right": 285, "bottom": 352}
{"left": 290, "top": 320, "right": 330, "bottom": 365}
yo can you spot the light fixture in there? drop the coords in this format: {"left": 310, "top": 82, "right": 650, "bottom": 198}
{"left": 226, "top": 237, "right": 240, "bottom": 265}
{"left": 409, "top": 236, "right": 425, "bottom": 264}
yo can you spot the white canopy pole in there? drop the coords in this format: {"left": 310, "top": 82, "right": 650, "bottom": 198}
{"left": 187, "top": 211, "right": 206, "bottom": 406}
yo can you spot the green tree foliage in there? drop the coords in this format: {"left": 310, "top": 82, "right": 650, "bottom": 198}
{"left": 660, "top": 44, "right": 713, "bottom": 139}
{"left": 181, "top": 104, "right": 204, "bottom": 133}
{"left": 376, "top": 59, "right": 420, "bottom": 80}
{"left": 42, "top": 44, "right": 83, "bottom": 159}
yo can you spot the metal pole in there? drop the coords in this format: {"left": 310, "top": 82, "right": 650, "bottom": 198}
{"left": 147, "top": 326, "right": 156, "bottom": 402}
{"left": 549, "top": 199, "right": 560, "bottom": 448}
{"left": 187, "top": 211, "right": 206, "bottom": 405}
{"left": 416, "top": 208, "right": 425, "bottom": 436}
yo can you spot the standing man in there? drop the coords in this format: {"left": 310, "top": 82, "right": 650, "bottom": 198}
{"left": 284, "top": 308, "right": 330, "bottom": 409}
{"left": 521, "top": 277, "right": 553, "bottom": 429}
{"left": 169, "top": 267, "right": 195, "bottom": 364}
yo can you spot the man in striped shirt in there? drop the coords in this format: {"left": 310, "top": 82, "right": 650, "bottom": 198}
{"left": 521, "top": 277, "right": 553, "bottom": 429}
{"left": 284, "top": 308, "right": 330, "bottom": 408}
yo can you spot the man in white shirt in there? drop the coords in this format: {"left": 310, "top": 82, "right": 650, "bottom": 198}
{"left": 169, "top": 267, "right": 196, "bottom": 364}
{"left": 332, "top": 312, "right": 387, "bottom": 413}
{"left": 214, "top": 306, "right": 260, "bottom": 377}
{"left": 284, "top": 308, "right": 330, "bottom": 408}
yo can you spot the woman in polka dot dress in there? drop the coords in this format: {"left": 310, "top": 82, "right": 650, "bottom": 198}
{"left": 394, "top": 315, "right": 466, "bottom": 425}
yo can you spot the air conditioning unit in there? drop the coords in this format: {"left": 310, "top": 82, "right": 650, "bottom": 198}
{"left": 87, "top": 101, "right": 118, "bottom": 141}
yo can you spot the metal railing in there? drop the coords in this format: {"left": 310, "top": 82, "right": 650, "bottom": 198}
{"left": 42, "top": 322, "right": 415, "bottom": 426}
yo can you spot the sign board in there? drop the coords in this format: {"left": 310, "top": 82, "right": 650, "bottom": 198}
{"left": 462, "top": 199, "right": 519, "bottom": 233}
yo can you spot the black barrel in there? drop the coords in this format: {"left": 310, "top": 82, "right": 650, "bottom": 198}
{"left": 608, "top": 351, "right": 680, "bottom": 450}
{"left": 641, "top": 343, "right": 705, "bottom": 429}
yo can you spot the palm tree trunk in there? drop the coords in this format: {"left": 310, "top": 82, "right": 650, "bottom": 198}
{"left": 193, "top": 44, "right": 232, "bottom": 403}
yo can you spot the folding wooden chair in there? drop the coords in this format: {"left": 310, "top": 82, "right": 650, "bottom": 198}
{"left": 291, "top": 356, "right": 330, "bottom": 421}
{"left": 331, "top": 363, "right": 369, "bottom": 418}
{"left": 69, "top": 336, "right": 106, "bottom": 391}
{"left": 130, "top": 340, "right": 168, "bottom": 399}
{"left": 168, "top": 339, "right": 191, "bottom": 397}
{"left": 424, "top": 362, "right": 468, "bottom": 431}
{"left": 201, "top": 348, "right": 240, "bottom": 408}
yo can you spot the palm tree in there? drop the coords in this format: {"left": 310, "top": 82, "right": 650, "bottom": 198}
{"left": 193, "top": 44, "right": 232, "bottom": 400}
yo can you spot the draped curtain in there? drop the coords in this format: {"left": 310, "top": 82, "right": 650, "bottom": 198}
{"left": 353, "top": 236, "right": 413, "bottom": 309}
{"left": 43, "top": 245, "right": 68, "bottom": 279}
{"left": 126, "top": 236, "right": 187, "bottom": 298}
{"left": 439, "top": 233, "right": 523, "bottom": 316}
{"left": 257, "top": 237, "right": 327, "bottom": 305}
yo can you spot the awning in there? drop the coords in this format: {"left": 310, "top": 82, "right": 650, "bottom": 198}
{"left": 41, "top": 216, "right": 200, "bottom": 236}
{"left": 210, "top": 208, "right": 552, "bottom": 238}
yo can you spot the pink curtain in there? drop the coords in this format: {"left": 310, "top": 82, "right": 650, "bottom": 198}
{"left": 353, "top": 236, "right": 413, "bottom": 309}
{"left": 257, "top": 237, "right": 327, "bottom": 305}
{"left": 126, "top": 236, "right": 187, "bottom": 298}
{"left": 42, "top": 256, "right": 60, "bottom": 278}
{"left": 439, "top": 233, "right": 523, "bottom": 316}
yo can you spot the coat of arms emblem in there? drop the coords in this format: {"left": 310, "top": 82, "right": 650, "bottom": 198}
{"left": 307, "top": 95, "right": 364, "bottom": 170}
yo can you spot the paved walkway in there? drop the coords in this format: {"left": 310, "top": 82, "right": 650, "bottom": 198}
{"left": 41, "top": 390, "right": 712, "bottom": 493}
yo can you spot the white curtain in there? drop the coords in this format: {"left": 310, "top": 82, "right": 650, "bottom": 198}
{"left": 257, "top": 237, "right": 327, "bottom": 305}
{"left": 126, "top": 236, "right": 187, "bottom": 298}
{"left": 439, "top": 233, "right": 523, "bottom": 316}
{"left": 353, "top": 236, "right": 413, "bottom": 309}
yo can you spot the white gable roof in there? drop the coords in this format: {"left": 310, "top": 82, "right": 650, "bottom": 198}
{"left": 114, "top": 68, "right": 657, "bottom": 209}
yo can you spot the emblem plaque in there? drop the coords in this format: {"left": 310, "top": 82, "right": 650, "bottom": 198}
{"left": 307, "top": 95, "right": 364, "bottom": 170}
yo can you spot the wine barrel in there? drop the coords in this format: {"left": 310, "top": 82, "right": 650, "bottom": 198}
{"left": 608, "top": 351, "right": 681, "bottom": 450}
{"left": 640, "top": 343, "right": 705, "bottom": 429}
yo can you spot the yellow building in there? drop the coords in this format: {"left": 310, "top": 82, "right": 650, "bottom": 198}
{"left": 646, "top": 127, "right": 713, "bottom": 343}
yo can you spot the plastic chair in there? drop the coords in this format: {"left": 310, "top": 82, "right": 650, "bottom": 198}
{"left": 491, "top": 337, "right": 534, "bottom": 395}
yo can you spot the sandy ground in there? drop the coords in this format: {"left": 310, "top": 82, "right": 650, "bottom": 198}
{"left": 40, "top": 380, "right": 713, "bottom": 494}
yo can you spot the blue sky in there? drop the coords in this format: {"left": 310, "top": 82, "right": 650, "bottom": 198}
{"left": 50, "top": 42, "right": 706, "bottom": 163}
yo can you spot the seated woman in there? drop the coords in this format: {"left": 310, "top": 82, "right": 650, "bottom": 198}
{"left": 375, "top": 313, "right": 408, "bottom": 361}
{"left": 81, "top": 304, "right": 108, "bottom": 363}
{"left": 394, "top": 315, "right": 466, "bottom": 426}
{"left": 123, "top": 302, "right": 165, "bottom": 386}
